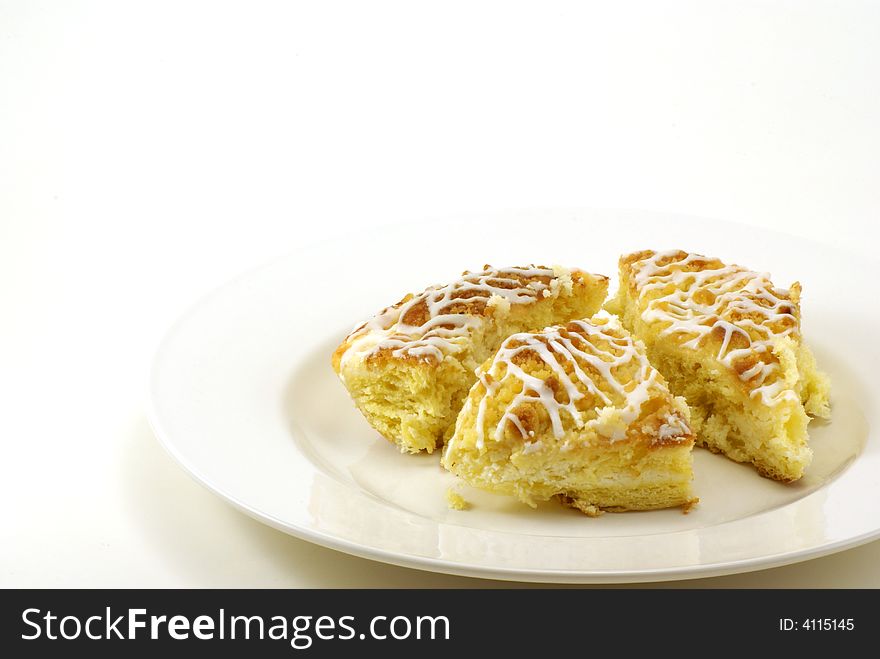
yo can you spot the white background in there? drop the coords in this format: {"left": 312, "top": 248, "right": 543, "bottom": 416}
{"left": 2, "top": 0, "right": 879, "bottom": 587}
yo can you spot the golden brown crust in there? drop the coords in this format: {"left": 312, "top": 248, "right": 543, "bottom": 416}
{"left": 556, "top": 493, "right": 700, "bottom": 515}
{"left": 618, "top": 249, "right": 803, "bottom": 405}
{"left": 556, "top": 494, "right": 604, "bottom": 517}
{"left": 334, "top": 265, "right": 607, "bottom": 370}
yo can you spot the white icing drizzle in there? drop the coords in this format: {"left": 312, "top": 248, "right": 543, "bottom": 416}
{"left": 339, "top": 266, "right": 562, "bottom": 368}
{"left": 471, "top": 312, "right": 683, "bottom": 449}
{"left": 658, "top": 413, "right": 689, "bottom": 440}
{"left": 628, "top": 250, "right": 800, "bottom": 406}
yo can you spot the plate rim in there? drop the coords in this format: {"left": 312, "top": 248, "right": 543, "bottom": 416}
{"left": 145, "top": 407, "right": 880, "bottom": 583}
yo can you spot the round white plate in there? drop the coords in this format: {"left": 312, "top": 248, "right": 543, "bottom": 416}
{"left": 147, "top": 209, "right": 879, "bottom": 583}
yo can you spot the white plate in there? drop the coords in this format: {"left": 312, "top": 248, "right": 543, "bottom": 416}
{"left": 147, "top": 209, "right": 880, "bottom": 583}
